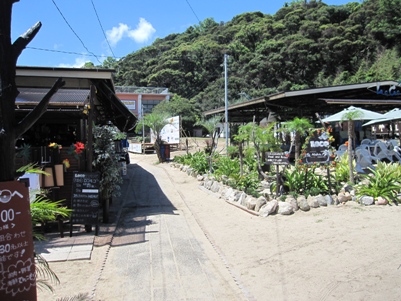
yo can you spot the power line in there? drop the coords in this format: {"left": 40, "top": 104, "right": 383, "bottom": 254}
{"left": 51, "top": 0, "right": 102, "bottom": 64}
{"left": 185, "top": 0, "right": 201, "bottom": 23}
{"left": 25, "top": 46, "right": 226, "bottom": 62}
{"left": 26, "top": 46, "right": 122, "bottom": 59}
{"left": 25, "top": 46, "right": 227, "bottom": 63}
{"left": 91, "top": 0, "right": 116, "bottom": 58}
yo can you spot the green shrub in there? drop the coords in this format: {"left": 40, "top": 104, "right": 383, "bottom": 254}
{"left": 271, "top": 165, "right": 330, "bottom": 196}
{"left": 235, "top": 171, "right": 260, "bottom": 197}
{"left": 190, "top": 151, "right": 210, "bottom": 174}
{"left": 174, "top": 151, "right": 210, "bottom": 174}
{"left": 214, "top": 155, "right": 240, "bottom": 180}
{"left": 333, "top": 152, "right": 355, "bottom": 184}
{"left": 355, "top": 161, "right": 401, "bottom": 203}
{"left": 173, "top": 153, "right": 193, "bottom": 165}
{"left": 92, "top": 125, "right": 123, "bottom": 199}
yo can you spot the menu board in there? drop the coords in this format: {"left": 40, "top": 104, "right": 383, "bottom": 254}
{"left": 0, "top": 181, "right": 37, "bottom": 301}
{"left": 71, "top": 172, "right": 99, "bottom": 226}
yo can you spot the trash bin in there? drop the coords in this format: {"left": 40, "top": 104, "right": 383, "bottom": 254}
{"left": 164, "top": 144, "right": 170, "bottom": 161}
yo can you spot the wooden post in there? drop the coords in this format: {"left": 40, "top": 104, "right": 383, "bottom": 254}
{"left": 276, "top": 165, "right": 280, "bottom": 197}
{"left": 327, "top": 167, "right": 332, "bottom": 194}
{"left": 86, "top": 85, "right": 95, "bottom": 172}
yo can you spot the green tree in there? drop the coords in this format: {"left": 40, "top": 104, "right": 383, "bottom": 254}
{"left": 369, "top": 0, "right": 401, "bottom": 43}
{"left": 101, "top": 56, "right": 118, "bottom": 69}
{"left": 82, "top": 61, "right": 95, "bottom": 68}
{"left": 135, "top": 112, "right": 170, "bottom": 163}
{"left": 152, "top": 95, "right": 200, "bottom": 135}
{"left": 112, "top": 0, "right": 401, "bottom": 115}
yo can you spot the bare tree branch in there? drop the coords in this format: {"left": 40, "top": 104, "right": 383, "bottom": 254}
{"left": 13, "top": 21, "right": 41, "bottom": 62}
{"left": 16, "top": 77, "right": 65, "bottom": 137}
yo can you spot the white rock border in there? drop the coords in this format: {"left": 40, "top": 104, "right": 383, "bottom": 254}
{"left": 169, "top": 163, "right": 394, "bottom": 217}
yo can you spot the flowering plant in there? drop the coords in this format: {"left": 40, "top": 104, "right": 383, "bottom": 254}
{"left": 68, "top": 141, "right": 85, "bottom": 159}
{"left": 62, "top": 158, "right": 70, "bottom": 169}
{"left": 73, "top": 142, "right": 85, "bottom": 155}
{"left": 49, "top": 142, "right": 62, "bottom": 150}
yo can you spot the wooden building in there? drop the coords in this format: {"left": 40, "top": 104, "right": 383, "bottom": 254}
{"left": 15, "top": 66, "right": 137, "bottom": 205}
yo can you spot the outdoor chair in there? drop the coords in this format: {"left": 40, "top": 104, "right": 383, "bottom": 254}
{"left": 335, "top": 144, "right": 348, "bottom": 160}
{"left": 360, "top": 138, "right": 371, "bottom": 145}
{"left": 372, "top": 141, "right": 399, "bottom": 163}
{"left": 355, "top": 148, "right": 376, "bottom": 173}
{"left": 387, "top": 139, "right": 399, "bottom": 150}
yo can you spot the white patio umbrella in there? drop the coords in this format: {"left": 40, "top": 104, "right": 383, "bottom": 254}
{"left": 362, "top": 108, "right": 401, "bottom": 126}
{"left": 322, "top": 106, "right": 384, "bottom": 184}
{"left": 322, "top": 106, "right": 384, "bottom": 122}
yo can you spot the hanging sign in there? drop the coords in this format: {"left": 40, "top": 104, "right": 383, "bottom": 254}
{"left": 367, "top": 83, "right": 401, "bottom": 97}
{"left": 0, "top": 181, "right": 37, "bottom": 301}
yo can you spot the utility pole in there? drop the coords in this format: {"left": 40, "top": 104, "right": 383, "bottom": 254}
{"left": 224, "top": 53, "right": 229, "bottom": 155}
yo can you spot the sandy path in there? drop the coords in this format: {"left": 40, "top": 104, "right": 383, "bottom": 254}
{"left": 38, "top": 149, "right": 401, "bottom": 300}
{"left": 154, "top": 151, "right": 401, "bottom": 301}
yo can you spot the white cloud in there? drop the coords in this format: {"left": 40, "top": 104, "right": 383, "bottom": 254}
{"left": 106, "top": 23, "right": 129, "bottom": 47}
{"left": 127, "top": 18, "right": 156, "bottom": 43}
{"left": 106, "top": 18, "right": 155, "bottom": 47}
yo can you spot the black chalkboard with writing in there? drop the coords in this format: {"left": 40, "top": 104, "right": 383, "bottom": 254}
{"left": 70, "top": 171, "right": 100, "bottom": 236}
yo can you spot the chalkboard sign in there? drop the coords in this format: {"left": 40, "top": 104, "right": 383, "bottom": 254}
{"left": 303, "top": 130, "right": 332, "bottom": 164}
{"left": 0, "top": 181, "right": 37, "bottom": 301}
{"left": 70, "top": 172, "right": 99, "bottom": 233}
{"left": 266, "top": 152, "right": 290, "bottom": 165}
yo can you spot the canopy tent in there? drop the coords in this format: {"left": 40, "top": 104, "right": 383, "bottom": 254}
{"left": 321, "top": 106, "right": 384, "bottom": 122}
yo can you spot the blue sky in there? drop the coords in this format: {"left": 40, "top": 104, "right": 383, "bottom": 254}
{"left": 12, "top": 0, "right": 355, "bottom": 68}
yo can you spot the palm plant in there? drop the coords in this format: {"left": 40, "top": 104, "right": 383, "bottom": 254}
{"left": 282, "top": 117, "right": 313, "bottom": 164}
{"left": 234, "top": 121, "right": 279, "bottom": 180}
{"left": 17, "top": 164, "right": 72, "bottom": 292}
{"left": 195, "top": 115, "right": 222, "bottom": 172}
{"left": 136, "top": 112, "right": 170, "bottom": 163}
{"left": 341, "top": 110, "right": 363, "bottom": 184}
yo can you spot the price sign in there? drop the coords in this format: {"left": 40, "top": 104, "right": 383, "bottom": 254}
{"left": 0, "top": 181, "right": 36, "bottom": 301}
{"left": 71, "top": 172, "right": 99, "bottom": 226}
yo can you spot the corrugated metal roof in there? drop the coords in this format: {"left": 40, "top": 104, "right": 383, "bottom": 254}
{"left": 16, "top": 88, "right": 89, "bottom": 106}
{"left": 204, "top": 81, "right": 401, "bottom": 122}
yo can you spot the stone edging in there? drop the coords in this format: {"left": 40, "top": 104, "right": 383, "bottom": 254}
{"left": 169, "top": 163, "right": 393, "bottom": 217}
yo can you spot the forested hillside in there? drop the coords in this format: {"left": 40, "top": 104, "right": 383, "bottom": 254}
{"left": 112, "top": 0, "right": 401, "bottom": 118}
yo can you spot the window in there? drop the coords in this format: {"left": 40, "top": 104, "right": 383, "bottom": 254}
{"left": 142, "top": 99, "right": 163, "bottom": 113}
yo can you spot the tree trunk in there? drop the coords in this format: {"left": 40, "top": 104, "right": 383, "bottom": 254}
{"left": 348, "top": 120, "right": 355, "bottom": 184}
{"left": 154, "top": 139, "right": 163, "bottom": 163}
{"left": 239, "top": 142, "right": 243, "bottom": 176}
{"left": 0, "top": 1, "right": 18, "bottom": 181}
{"left": 0, "top": 2, "right": 64, "bottom": 181}
{"left": 294, "top": 131, "right": 301, "bottom": 164}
